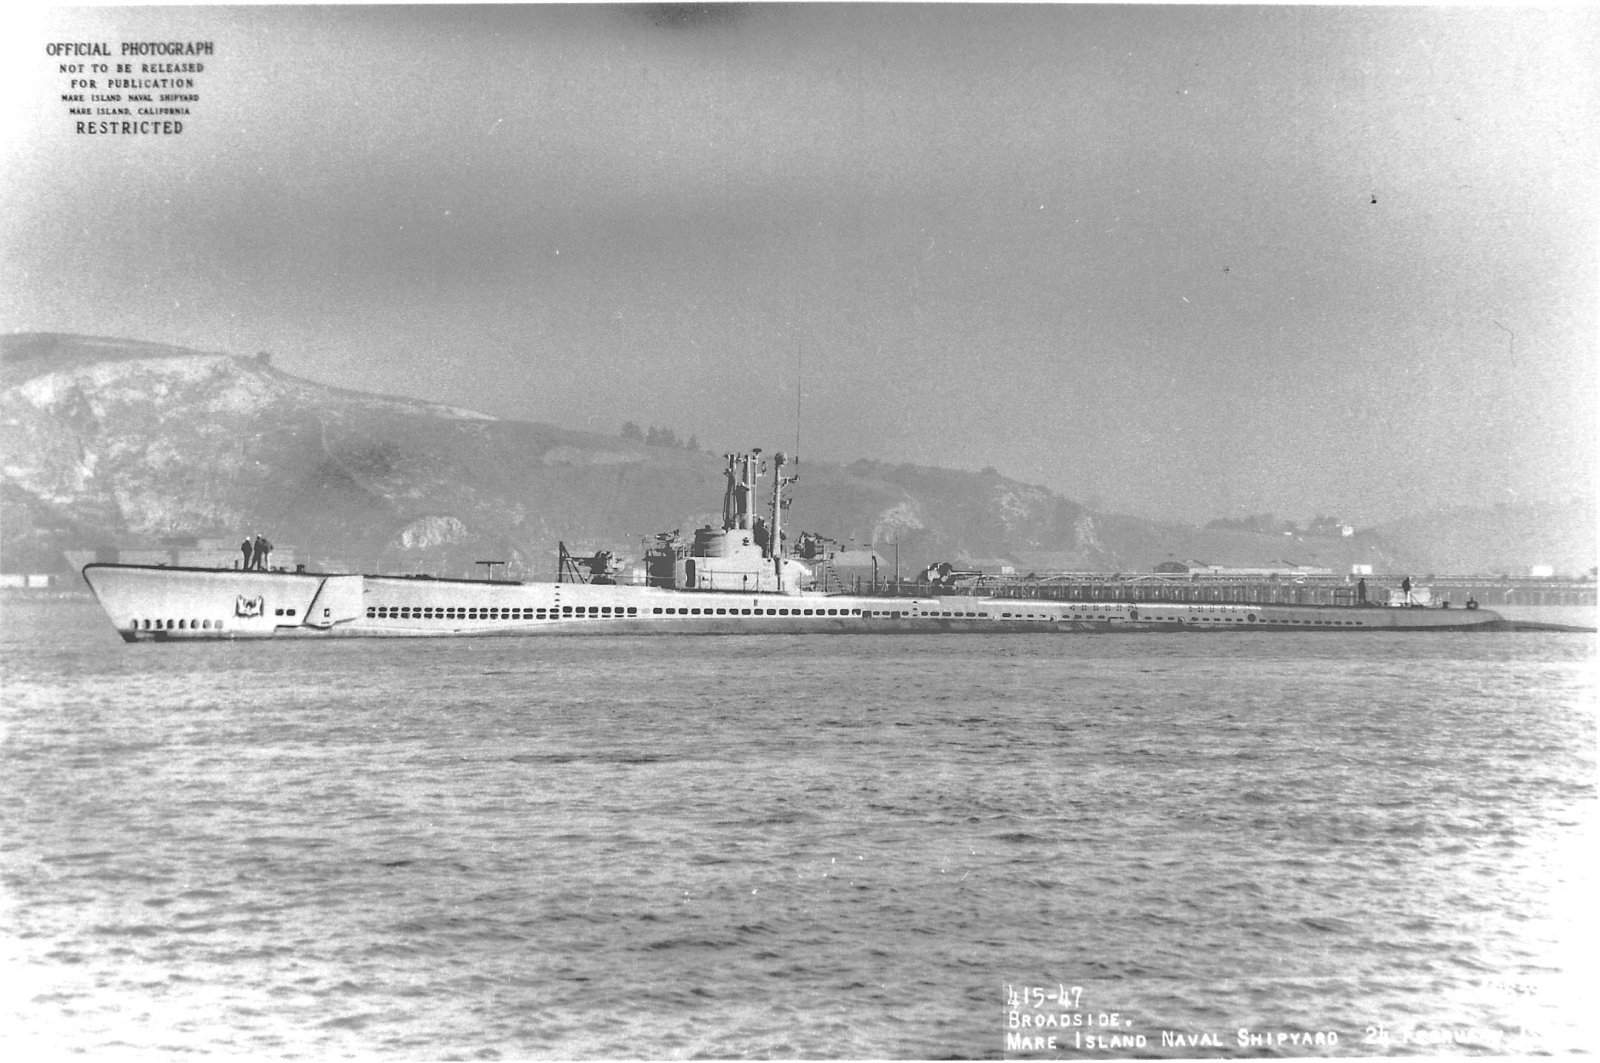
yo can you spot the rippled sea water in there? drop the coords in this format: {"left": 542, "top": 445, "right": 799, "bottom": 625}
{"left": 2, "top": 598, "right": 1593, "bottom": 1059}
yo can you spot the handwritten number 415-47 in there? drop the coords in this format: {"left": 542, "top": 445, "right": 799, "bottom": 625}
{"left": 1008, "top": 985, "right": 1084, "bottom": 1009}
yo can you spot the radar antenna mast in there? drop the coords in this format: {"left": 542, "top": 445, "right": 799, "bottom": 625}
{"left": 794, "top": 330, "right": 803, "bottom": 465}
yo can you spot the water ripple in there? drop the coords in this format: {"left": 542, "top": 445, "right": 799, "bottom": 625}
{"left": 1, "top": 602, "right": 1592, "bottom": 1057}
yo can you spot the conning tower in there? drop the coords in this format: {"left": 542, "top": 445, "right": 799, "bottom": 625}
{"left": 675, "top": 449, "right": 811, "bottom": 594}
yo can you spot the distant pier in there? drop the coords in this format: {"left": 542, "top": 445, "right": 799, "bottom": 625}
{"left": 860, "top": 571, "right": 1597, "bottom": 609}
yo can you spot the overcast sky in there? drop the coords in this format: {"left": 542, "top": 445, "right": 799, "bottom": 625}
{"left": 4, "top": 3, "right": 1596, "bottom": 525}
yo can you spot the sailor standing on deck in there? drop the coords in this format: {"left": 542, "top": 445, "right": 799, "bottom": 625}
{"left": 240, "top": 535, "right": 253, "bottom": 570}
{"left": 253, "top": 534, "right": 272, "bottom": 572}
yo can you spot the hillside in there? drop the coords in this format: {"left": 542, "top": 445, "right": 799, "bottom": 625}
{"left": 1372, "top": 501, "right": 1596, "bottom": 579}
{"left": 2, "top": 334, "right": 1592, "bottom": 579}
{"left": 1, "top": 334, "right": 1135, "bottom": 577}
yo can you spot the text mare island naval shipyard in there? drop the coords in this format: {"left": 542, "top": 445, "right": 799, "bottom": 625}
{"left": 83, "top": 448, "right": 1507, "bottom": 641}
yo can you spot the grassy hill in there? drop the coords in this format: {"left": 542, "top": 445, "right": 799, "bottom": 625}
{"left": 3, "top": 333, "right": 1592, "bottom": 579}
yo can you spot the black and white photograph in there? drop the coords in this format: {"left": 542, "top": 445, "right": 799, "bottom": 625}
{"left": 2, "top": 2, "right": 1595, "bottom": 1058}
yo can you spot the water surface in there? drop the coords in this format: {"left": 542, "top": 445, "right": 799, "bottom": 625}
{"left": 2, "top": 599, "right": 1593, "bottom": 1057}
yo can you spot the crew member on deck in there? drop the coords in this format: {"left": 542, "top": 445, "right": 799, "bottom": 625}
{"left": 252, "top": 533, "right": 273, "bottom": 572}
{"left": 241, "top": 535, "right": 253, "bottom": 570}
